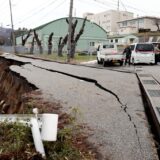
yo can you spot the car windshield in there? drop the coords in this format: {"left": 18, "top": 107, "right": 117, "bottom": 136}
{"left": 136, "top": 44, "right": 154, "bottom": 51}
{"left": 152, "top": 43, "right": 160, "bottom": 48}
{"left": 130, "top": 45, "right": 135, "bottom": 51}
{"left": 117, "top": 45, "right": 125, "bottom": 52}
{"left": 103, "top": 44, "right": 114, "bottom": 49}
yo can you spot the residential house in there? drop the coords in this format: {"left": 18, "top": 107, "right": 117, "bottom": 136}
{"left": 117, "top": 16, "right": 160, "bottom": 35}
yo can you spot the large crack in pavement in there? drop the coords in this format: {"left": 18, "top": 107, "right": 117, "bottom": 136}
{"left": 1, "top": 55, "right": 143, "bottom": 157}
{"left": 17, "top": 54, "right": 136, "bottom": 74}
{"left": 31, "top": 64, "right": 144, "bottom": 158}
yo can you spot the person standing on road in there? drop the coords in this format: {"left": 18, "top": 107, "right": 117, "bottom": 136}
{"left": 123, "top": 45, "right": 132, "bottom": 66}
{"left": 154, "top": 44, "right": 160, "bottom": 64}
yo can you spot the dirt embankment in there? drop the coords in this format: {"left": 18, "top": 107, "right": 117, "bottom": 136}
{"left": 0, "top": 57, "right": 98, "bottom": 159}
{"left": 0, "top": 57, "right": 37, "bottom": 114}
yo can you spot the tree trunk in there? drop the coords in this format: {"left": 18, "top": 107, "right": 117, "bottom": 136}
{"left": 33, "top": 30, "right": 43, "bottom": 54}
{"left": 30, "top": 46, "right": 34, "bottom": 54}
{"left": 22, "top": 29, "right": 32, "bottom": 46}
{"left": 58, "top": 45, "right": 63, "bottom": 57}
{"left": 68, "top": 18, "right": 86, "bottom": 59}
{"left": 30, "top": 37, "right": 34, "bottom": 54}
{"left": 57, "top": 35, "right": 68, "bottom": 57}
{"left": 48, "top": 45, "right": 52, "bottom": 54}
{"left": 48, "top": 32, "right": 54, "bottom": 54}
{"left": 70, "top": 43, "right": 76, "bottom": 58}
{"left": 39, "top": 46, "right": 43, "bottom": 54}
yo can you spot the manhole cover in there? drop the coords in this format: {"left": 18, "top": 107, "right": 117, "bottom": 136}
{"left": 148, "top": 90, "right": 160, "bottom": 97}
{"left": 142, "top": 80, "right": 157, "bottom": 85}
{"left": 138, "top": 74, "right": 151, "bottom": 77}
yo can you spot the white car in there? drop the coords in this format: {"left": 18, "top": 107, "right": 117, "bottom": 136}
{"left": 97, "top": 43, "right": 125, "bottom": 66}
{"left": 130, "top": 43, "right": 155, "bottom": 64}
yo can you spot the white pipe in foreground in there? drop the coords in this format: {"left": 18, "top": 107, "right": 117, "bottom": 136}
{"left": 30, "top": 118, "right": 46, "bottom": 157}
{"left": 41, "top": 114, "right": 58, "bottom": 141}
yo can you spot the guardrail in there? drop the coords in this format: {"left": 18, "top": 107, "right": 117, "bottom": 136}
{"left": 0, "top": 108, "right": 58, "bottom": 158}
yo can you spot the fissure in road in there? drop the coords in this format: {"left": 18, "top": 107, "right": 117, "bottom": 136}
{"left": 32, "top": 64, "right": 143, "bottom": 158}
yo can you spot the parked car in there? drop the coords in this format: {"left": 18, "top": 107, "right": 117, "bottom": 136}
{"left": 97, "top": 43, "right": 125, "bottom": 66}
{"left": 130, "top": 43, "right": 155, "bottom": 64}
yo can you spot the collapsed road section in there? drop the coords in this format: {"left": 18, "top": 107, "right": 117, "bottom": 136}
{"left": 0, "top": 57, "right": 98, "bottom": 160}
{"left": 0, "top": 57, "right": 37, "bottom": 113}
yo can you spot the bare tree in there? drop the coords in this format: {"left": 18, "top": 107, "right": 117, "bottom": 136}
{"left": 156, "top": 22, "right": 160, "bottom": 32}
{"left": 66, "top": 18, "right": 78, "bottom": 42}
{"left": 66, "top": 18, "right": 87, "bottom": 58}
{"left": 154, "top": 18, "right": 160, "bottom": 32}
{"left": 21, "top": 29, "right": 32, "bottom": 46}
{"left": 0, "top": 36, "right": 5, "bottom": 45}
{"left": 58, "top": 34, "right": 68, "bottom": 57}
{"left": 30, "top": 37, "right": 34, "bottom": 54}
{"left": 33, "top": 30, "right": 43, "bottom": 54}
{"left": 48, "top": 32, "right": 54, "bottom": 54}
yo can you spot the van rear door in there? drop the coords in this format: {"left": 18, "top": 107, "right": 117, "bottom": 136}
{"left": 136, "top": 44, "right": 154, "bottom": 53}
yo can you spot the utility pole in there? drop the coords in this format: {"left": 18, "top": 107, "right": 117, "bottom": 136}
{"left": 117, "top": 0, "right": 119, "bottom": 11}
{"left": 9, "top": 0, "right": 16, "bottom": 53}
{"left": 67, "top": 0, "right": 73, "bottom": 62}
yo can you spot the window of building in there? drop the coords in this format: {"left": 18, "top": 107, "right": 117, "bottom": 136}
{"left": 122, "top": 21, "right": 127, "bottom": 26}
{"left": 106, "top": 26, "right": 110, "bottom": 30}
{"left": 139, "top": 19, "right": 144, "bottom": 24}
{"left": 130, "top": 45, "right": 135, "bottom": 51}
{"left": 130, "top": 20, "right": 136, "bottom": 25}
{"left": 115, "top": 39, "right": 118, "bottom": 43}
{"left": 110, "top": 39, "right": 113, "bottom": 43}
{"left": 90, "top": 42, "right": 95, "bottom": 46}
{"left": 129, "top": 38, "right": 134, "bottom": 43}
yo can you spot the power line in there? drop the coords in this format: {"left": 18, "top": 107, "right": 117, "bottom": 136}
{"left": 92, "top": 0, "right": 118, "bottom": 9}
{"left": 79, "top": 0, "right": 117, "bottom": 11}
{"left": 119, "top": 0, "right": 126, "bottom": 11}
{"left": 36, "top": 0, "right": 67, "bottom": 22}
{"left": 14, "top": 0, "right": 59, "bottom": 25}
{"left": 0, "top": 0, "right": 8, "bottom": 8}
{"left": 11, "top": 0, "right": 56, "bottom": 24}
{"left": 21, "top": 0, "right": 67, "bottom": 28}
{"left": 0, "top": 0, "right": 9, "bottom": 13}
{"left": 93, "top": 0, "right": 160, "bottom": 16}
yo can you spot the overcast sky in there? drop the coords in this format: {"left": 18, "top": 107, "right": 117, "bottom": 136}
{"left": 0, "top": 0, "right": 160, "bottom": 29}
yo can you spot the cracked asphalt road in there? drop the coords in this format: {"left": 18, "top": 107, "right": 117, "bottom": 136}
{"left": 3, "top": 54, "right": 158, "bottom": 160}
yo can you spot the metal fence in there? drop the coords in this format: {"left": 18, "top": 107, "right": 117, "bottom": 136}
{"left": 0, "top": 46, "right": 42, "bottom": 54}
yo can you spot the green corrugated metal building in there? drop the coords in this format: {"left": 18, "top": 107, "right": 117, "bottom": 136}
{"left": 16, "top": 17, "right": 108, "bottom": 53}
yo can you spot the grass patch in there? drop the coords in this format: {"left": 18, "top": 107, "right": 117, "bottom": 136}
{"left": 0, "top": 121, "right": 95, "bottom": 160}
{"left": 0, "top": 122, "right": 37, "bottom": 160}
{"left": 18, "top": 52, "right": 96, "bottom": 63}
{"left": 0, "top": 106, "right": 96, "bottom": 160}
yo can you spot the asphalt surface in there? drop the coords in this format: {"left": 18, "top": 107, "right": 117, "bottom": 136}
{"left": 2, "top": 53, "right": 159, "bottom": 160}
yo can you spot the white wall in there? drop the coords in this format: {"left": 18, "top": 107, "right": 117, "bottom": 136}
{"left": 85, "top": 10, "right": 133, "bottom": 34}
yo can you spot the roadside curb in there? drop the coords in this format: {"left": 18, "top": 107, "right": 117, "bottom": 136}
{"left": 137, "top": 71, "right": 160, "bottom": 139}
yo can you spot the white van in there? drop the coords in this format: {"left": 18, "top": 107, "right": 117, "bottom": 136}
{"left": 97, "top": 43, "right": 125, "bottom": 66}
{"left": 130, "top": 43, "right": 155, "bottom": 64}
